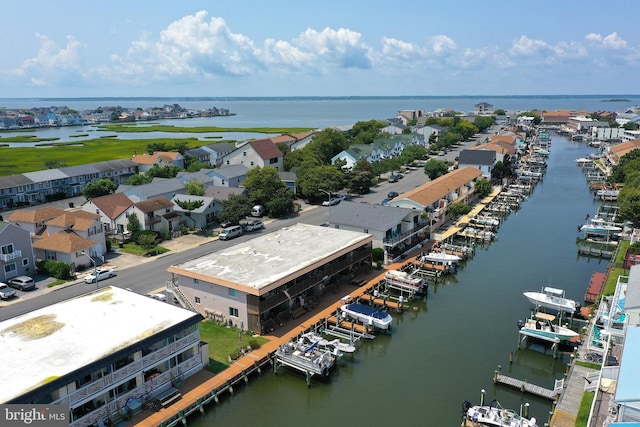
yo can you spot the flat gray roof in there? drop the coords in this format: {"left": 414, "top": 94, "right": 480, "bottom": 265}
{"left": 0, "top": 286, "right": 199, "bottom": 404}
{"left": 168, "top": 223, "right": 372, "bottom": 293}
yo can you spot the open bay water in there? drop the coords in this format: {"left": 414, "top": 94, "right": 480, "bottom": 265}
{"left": 184, "top": 136, "right": 607, "bottom": 426}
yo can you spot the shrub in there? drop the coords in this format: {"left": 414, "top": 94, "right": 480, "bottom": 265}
{"left": 37, "top": 260, "right": 73, "bottom": 280}
{"left": 372, "top": 248, "right": 384, "bottom": 263}
{"left": 248, "top": 338, "right": 261, "bottom": 350}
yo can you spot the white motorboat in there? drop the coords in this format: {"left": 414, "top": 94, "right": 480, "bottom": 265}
{"left": 275, "top": 338, "right": 337, "bottom": 377}
{"left": 580, "top": 217, "right": 622, "bottom": 236}
{"left": 340, "top": 303, "right": 393, "bottom": 330}
{"left": 464, "top": 400, "right": 538, "bottom": 427}
{"left": 523, "top": 287, "right": 578, "bottom": 314}
{"left": 518, "top": 312, "right": 579, "bottom": 342}
{"left": 419, "top": 250, "right": 461, "bottom": 265}
{"left": 301, "top": 332, "right": 356, "bottom": 353}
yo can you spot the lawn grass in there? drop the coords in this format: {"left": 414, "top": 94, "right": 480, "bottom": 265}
{"left": 575, "top": 391, "right": 595, "bottom": 427}
{"left": 198, "top": 321, "right": 269, "bottom": 374}
{"left": 119, "top": 242, "right": 169, "bottom": 257}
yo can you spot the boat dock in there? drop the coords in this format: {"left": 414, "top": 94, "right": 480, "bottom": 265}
{"left": 493, "top": 368, "right": 561, "bottom": 400}
{"left": 585, "top": 271, "right": 607, "bottom": 303}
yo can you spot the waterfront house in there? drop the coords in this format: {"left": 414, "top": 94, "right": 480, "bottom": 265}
{"left": 469, "top": 141, "right": 517, "bottom": 164}
{"left": 474, "top": 102, "right": 493, "bottom": 114}
{"left": 389, "top": 166, "right": 483, "bottom": 232}
{"left": 0, "top": 286, "right": 205, "bottom": 427}
{"left": 604, "top": 140, "right": 640, "bottom": 168}
{"left": 222, "top": 138, "right": 284, "bottom": 172}
{"left": 457, "top": 149, "right": 496, "bottom": 178}
{"left": 201, "top": 142, "right": 236, "bottom": 167}
{"left": 80, "top": 192, "right": 135, "bottom": 236}
{"left": 328, "top": 201, "right": 424, "bottom": 264}
{"left": 166, "top": 223, "right": 373, "bottom": 333}
{"left": 0, "top": 221, "right": 35, "bottom": 282}
{"left": 286, "top": 130, "right": 320, "bottom": 152}
{"left": 131, "top": 197, "right": 181, "bottom": 235}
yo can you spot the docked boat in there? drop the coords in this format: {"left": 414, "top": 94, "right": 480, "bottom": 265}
{"left": 301, "top": 332, "right": 356, "bottom": 354}
{"left": 523, "top": 286, "right": 578, "bottom": 314}
{"left": 385, "top": 269, "right": 422, "bottom": 291}
{"left": 463, "top": 400, "right": 538, "bottom": 427}
{"left": 518, "top": 312, "right": 579, "bottom": 342}
{"left": 340, "top": 303, "right": 393, "bottom": 330}
{"left": 419, "top": 250, "right": 461, "bottom": 265}
{"left": 275, "top": 338, "right": 337, "bottom": 377}
{"left": 470, "top": 215, "right": 500, "bottom": 228}
{"left": 580, "top": 217, "right": 622, "bottom": 236}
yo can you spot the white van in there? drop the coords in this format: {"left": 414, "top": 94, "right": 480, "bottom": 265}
{"left": 251, "top": 205, "right": 265, "bottom": 217}
{"left": 219, "top": 225, "right": 243, "bottom": 240}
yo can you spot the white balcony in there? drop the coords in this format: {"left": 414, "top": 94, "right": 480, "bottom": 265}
{"left": 0, "top": 249, "right": 22, "bottom": 262}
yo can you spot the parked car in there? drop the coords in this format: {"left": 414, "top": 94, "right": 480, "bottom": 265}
{"left": 381, "top": 197, "right": 393, "bottom": 206}
{"left": 251, "top": 205, "right": 265, "bottom": 217}
{"left": 244, "top": 220, "right": 265, "bottom": 232}
{"left": 387, "top": 191, "right": 399, "bottom": 199}
{"left": 84, "top": 268, "right": 117, "bottom": 284}
{"left": 0, "top": 282, "right": 17, "bottom": 299}
{"left": 219, "top": 225, "right": 243, "bottom": 240}
{"left": 8, "top": 276, "right": 35, "bottom": 291}
{"left": 322, "top": 198, "right": 341, "bottom": 206}
{"left": 334, "top": 193, "right": 347, "bottom": 201}
{"left": 388, "top": 175, "right": 399, "bottom": 183}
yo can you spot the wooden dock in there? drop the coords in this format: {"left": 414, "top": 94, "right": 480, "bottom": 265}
{"left": 493, "top": 372, "right": 559, "bottom": 400}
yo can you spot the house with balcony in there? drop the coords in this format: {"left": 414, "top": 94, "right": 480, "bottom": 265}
{"left": 117, "top": 178, "right": 187, "bottom": 203}
{"left": 171, "top": 194, "right": 217, "bottom": 230}
{"left": 0, "top": 286, "right": 205, "bottom": 427}
{"left": 456, "top": 149, "right": 496, "bottom": 178}
{"left": 166, "top": 223, "right": 373, "bottom": 334}
{"left": 80, "top": 192, "right": 135, "bottom": 236}
{"left": 474, "top": 102, "right": 493, "bottom": 114}
{"left": 204, "top": 165, "right": 249, "bottom": 187}
{"left": 31, "top": 210, "right": 106, "bottom": 269}
{"left": 222, "top": 138, "right": 284, "bottom": 172}
{"left": 389, "top": 166, "right": 483, "bottom": 233}
{"left": 132, "top": 197, "right": 180, "bottom": 235}
{"left": 6, "top": 207, "right": 67, "bottom": 235}
{"left": 201, "top": 142, "right": 236, "bottom": 167}
{"left": 328, "top": 201, "right": 424, "bottom": 264}
{"left": 0, "top": 221, "right": 35, "bottom": 282}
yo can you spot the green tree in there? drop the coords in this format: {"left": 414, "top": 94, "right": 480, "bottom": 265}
{"left": 618, "top": 186, "right": 640, "bottom": 227}
{"left": 424, "top": 159, "right": 449, "bottom": 180}
{"left": 474, "top": 178, "right": 493, "bottom": 199}
{"left": 243, "top": 166, "right": 288, "bottom": 207}
{"left": 174, "top": 198, "right": 205, "bottom": 229}
{"left": 491, "top": 161, "right": 509, "bottom": 181}
{"left": 265, "top": 187, "right": 295, "bottom": 218}
{"left": 350, "top": 120, "right": 387, "bottom": 145}
{"left": 306, "top": 128, "right": 349, "bottom": 163}
{"left": 220, "top": 194, "right": 253, "bottom": 225}
{"left": 473, "top": 116, "right": 495, "bottom": 133}
{"left": 137, "top": 233, "right": 158, "bottom": 255}
{"left": 45, "top": 160, "right": 67, "bottom": 169}
{"left": 494, "top": 109, "right": 506, "bottom": 116}
{"left": 297, "top": 165, "right": 345, "bottom": 201}
{"left": 185, "top": 157, "right": 209, "bottom": 172}
{"left": 398, "top": 145, "right": 427, "bottom": 164}
{"left": 82, "top": 178, "right": 116, "bottom": 199}
{"left": 348, "top": 170, "right": 373, "bottom": 194}
{"left": 146, "top": 164, "right": 181, "bottom": 179}
{"left": 447, "top": 201, "right": 472, "bottom": 219}
{"left": 127, "top": 212, "right": 141, "bottom": 234}
{"left": 185, "top": 180, "right": 205, "bottom": 196}
{"left": 124, "top": 174, "right": 153, "bottom": 185}
{"left": 607, "top": 149, "right": 640, "bottom": 184}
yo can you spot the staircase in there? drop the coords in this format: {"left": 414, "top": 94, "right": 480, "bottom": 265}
{"left": 165, "top": 280, "right": 197, "bottom": 312}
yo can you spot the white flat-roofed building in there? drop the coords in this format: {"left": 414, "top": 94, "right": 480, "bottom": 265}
{"left": 0, "top": 286, "right": 204, "bottom": 427}
{"left": 167, "top": 223, "right": 373, "bottom": 334}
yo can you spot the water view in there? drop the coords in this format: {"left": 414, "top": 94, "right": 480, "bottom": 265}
{"left": 183, "top": 135, "right": 606, "bottom": 426}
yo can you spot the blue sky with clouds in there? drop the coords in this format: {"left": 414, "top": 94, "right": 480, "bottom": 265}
{"left": 2, "top": 1, "right": 638, "bottom": 98}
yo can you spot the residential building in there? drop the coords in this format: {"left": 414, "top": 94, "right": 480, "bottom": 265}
{"left": 131, "top": 151, "right": 185, "bottom": 173}
{"left": 80, "top": 192, "right": 135, "bottom": 236}
{"left": 171, "top": 194, "right": 217, "bottom": 230}
{"left": 397, "top": 109, "right": 425, "bottom": 122}
{"left": 0, "top": 221, "right": 35, "bottom": 282}
{"left": 132, "top": 197, "right": 181, "bottom": 235}
{"left": 389, "top": 166, "right": 484, "bottom": 233}
{"left": 117, "top": 178, "right": 186, "bottom": 203}
{"left": 328, "top": 201, "right": 425, "bottom": 264}
{"left": 603, "top": 140, "right": 640, "bottom": 168}
{"left": 474, "top": 102, "right": 493, "bottom": 114}
{"left": 204, "top": 165, "right": 249, "bottom": 187}
{"left": 0, "top": 286, "right": 205, "bottom": 427}
{"left": 6, "top": 207, "right": 66, "bottom": 235}
{"left": 201, "top": 142, "right": 236, "bottom": 166}
{"left": 457, "top": 149, "right": 497, "bottom": 178}
{"left": 421, "top": 124, "right": 446, "bottom": 143}
{"left": 166, "top": 223, "right": 373, "bottom": 333}
{"left": 222, "top": 139, "right": 284, "bottom": 171}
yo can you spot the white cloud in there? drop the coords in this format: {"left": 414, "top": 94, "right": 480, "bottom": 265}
{"left": 430, "top": 35, "right": 457, "bottom": 55}
{"left": 585, "top": 32, "right": 627, "bottom": 50}
{"left": 293, "top": 27, "right": 372, "bottom": 69}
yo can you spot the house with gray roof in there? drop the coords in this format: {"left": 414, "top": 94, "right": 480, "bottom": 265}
{"left": 175, "top": 170, "right": 216, "bottom": 189}
{"left": 204, "top": 165, "right": 249, "bottom": 187}
{"left": 457, "top": 149, "right": 496, "bottom": 178}
{"left": 328, "top": 201, "right": 423, "bottom": 264}
{"left": 116, "top": 178, "right": 187, "bottom": 203}
{"left": 0, "top": 221, "right": 35, "bottom": 282}
{"left": 171, "top": 194, "right": 217, "bottom": 230}
{"left": 203, "top": 142, "right": 236, "bottom": 166}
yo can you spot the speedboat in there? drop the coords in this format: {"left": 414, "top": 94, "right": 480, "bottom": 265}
{"left": 518, "top": 312, "right": 579, "bottom": 342}
{"left": 580, "top": 217, "right": 622, "bottom": 236}
{"left": 385, "top": 269, "right": 422, "bottom": 291}
{"left": 523, "top": 287, "right": 578, "bottom": 314}
{"left": 340, "top": 303, "right": 393, "bottom": 330}
{"left": 419, "top": 250, "right": 461, "bottom": 265}
{"left": 301, "top": 332, "right": 356, "bottom": 354}
{"left": 463, "top": 400, "right": 538, "bottom": 427}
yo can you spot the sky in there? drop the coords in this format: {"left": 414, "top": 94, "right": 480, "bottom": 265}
{"left": 2, "top": 1, "right": 639, "bottom": 98}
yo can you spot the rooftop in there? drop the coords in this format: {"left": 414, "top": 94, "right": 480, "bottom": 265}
{"left": 168, "top": 223, "right": 373, "bottom": 294}
{"left": 0, "top": 286, "right": 200, "bottom": 404}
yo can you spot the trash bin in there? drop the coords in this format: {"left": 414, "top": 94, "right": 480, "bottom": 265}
{"left": 68, "top": 202, "right": 74, "bottom": 208}
{"left": 119, "top": 242, "right": 124, "bottom": 248}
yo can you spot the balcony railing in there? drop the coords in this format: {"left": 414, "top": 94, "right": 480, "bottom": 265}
{"left": 383, "top": 221, "right": 430, "bottom": 246}
{"left": 55, "top": 331, "right": 200, "bottom": 407}
{"left": 0, "top": 249, "right": 22, "bottom": 261}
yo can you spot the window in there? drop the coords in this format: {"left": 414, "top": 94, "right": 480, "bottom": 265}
{"left": 4, "top": 263, "right": 16, "bottom": 274}
{"left": 229, "top": 307, "right": 239, "bottom": 317}
{"left": 194, "top": 278, "right": 199, "bottom": 285}
{"left": 1, "top": 244, "right": 14, "bottom": 255}
{"left": 228, "top": 288, "right": 237, "bottom": 298}
{"left": 243, "top": 151, "right": 247, "bottom": 157}
{"left": 22, "top": 258, "right": 29, "bottom": 267}
{"left": 195, "top": 296, "right": 201, "bottom": 304}
{"left": 270, "top": 158, "right": 278, "bottom": 164}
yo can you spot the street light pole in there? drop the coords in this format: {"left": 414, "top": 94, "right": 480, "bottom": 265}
{"left": 318, "top": 188, "right": 332, "bottom": 219}
{"left": 82, "top": 251, "right": 98, "bottom": 289}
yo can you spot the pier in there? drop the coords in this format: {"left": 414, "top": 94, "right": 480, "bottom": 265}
{"left": 493, "top": 367, "right": 561, "bottom": 400}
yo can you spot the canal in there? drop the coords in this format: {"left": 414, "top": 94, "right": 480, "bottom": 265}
{"left": 189, "top": 134, "right": 607, "bottom": 426}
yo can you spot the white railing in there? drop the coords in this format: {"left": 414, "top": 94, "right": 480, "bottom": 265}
{"left": 0, "top": 249, "right": 21, "bottom": 261}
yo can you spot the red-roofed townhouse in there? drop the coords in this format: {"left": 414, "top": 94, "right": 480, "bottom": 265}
{"left": 222, "top": 139, "right": 284, "bottom": 171}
